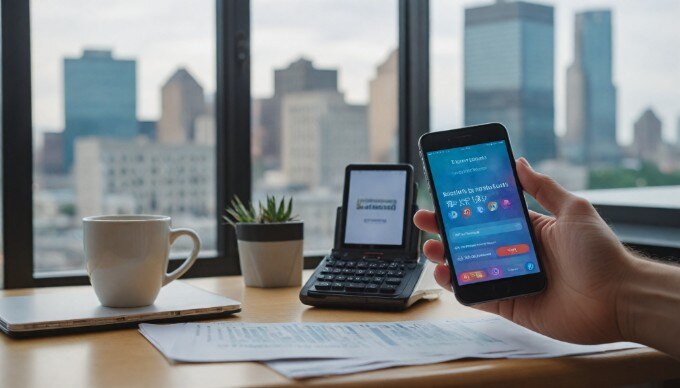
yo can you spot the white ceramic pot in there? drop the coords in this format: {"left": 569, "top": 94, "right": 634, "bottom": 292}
{"left": 235, "top": 222, "right": 303, "bottom": 288}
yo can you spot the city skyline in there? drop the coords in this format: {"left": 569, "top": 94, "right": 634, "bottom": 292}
{"left": 30, "top": 0, "right": 679, "bottom": 148}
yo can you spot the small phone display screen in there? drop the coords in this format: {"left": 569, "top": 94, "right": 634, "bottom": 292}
{"left": 344, "top": 169, "right": 407, "bottom": 247}
{"left": 426, "top": 140, "right": 541, "bottom": 285}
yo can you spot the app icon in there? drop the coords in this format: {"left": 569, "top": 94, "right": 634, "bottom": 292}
{"left": 525, "top": 262, "right": 536, "bottom": 271}
{"left": 462, "top": 207, "right": 472, "bottom": 218}
{"left": 487, "top": 201, "right": 498, "bottom": 211}
{"left": 446, "top": 200, "right": 454, "bottom": 208}
{"left": 476, "top": 206, "right": 485, "bottom": 214}
{"left": 448, "top": 210, "right": 459, "bottom": 220}
{"left": 489, "top": 267, "right": 502, "bottom": 277}
{"left": 501, "top": 199, "right": 512, "bottom": 209}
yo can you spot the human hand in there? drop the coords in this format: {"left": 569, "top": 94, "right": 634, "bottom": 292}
{"left": 414, "top": 157, "right": 636, "bottom": 344}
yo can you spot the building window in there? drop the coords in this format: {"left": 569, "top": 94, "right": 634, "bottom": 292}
{"left": 430, "top": 0, "right": 680, "bottom": 208}
{"left": 251, "top": 0, "right": 399, "bottom": 254}
{"left": 31, "top": 0, "right": 217, "bottom": 274}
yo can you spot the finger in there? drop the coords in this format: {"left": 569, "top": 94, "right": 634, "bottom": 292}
{"left": 433, "top": 264, "right": 452, "bottom": 291}
{"left": 516, "top": 158, "right": 572, "bottom": 216}
{"left": 413, "top": 209, "right": 440, "bottom": 235}
{"left": 423, "top": 239, "right": 446, "bottom": 264}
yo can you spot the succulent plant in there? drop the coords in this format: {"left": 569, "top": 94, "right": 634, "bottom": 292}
{"left": 223, "top": 195, "right": 297, "bottom": 227}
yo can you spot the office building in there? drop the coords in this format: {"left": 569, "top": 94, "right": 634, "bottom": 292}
{"left": 464, "top": 0, "right": 556, "bottom": 163}
{"left": 566, "top": 10, "right": 617, "bottom": 165}
{"left": 63, "top": 49, "right": 137, "bottom": 170}
{"left": 633, "top": 108, "right": 663, "bottom": 162}
{"left": 257, "top": 58, "right": 338, "bottom": 168}
{"left": 368, "top": 49, "right": 398, "bottom": 163}
{"left": 74, "top": 137, "right": 215, "bottom": 218}
{"left": 157, "top": 68, "right": 206, "bottom": 144}
{"left": 281, "top": 90, "right": 368, "bottom": 188}
{"left": 39, "top": 132, "right": 65, "bottom": 175}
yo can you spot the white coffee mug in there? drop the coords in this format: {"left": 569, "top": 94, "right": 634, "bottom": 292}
{"left": 83, "top": 215, "right": 201, "bottom": 307}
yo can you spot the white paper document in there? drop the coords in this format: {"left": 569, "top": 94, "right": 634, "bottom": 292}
{"left": 139, "top": 316, "right": 643, "bottom": 379}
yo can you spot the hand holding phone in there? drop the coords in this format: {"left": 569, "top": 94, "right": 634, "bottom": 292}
{"left": 417, "top": 126, "right": 637, "bottom": 344}
{"left": 419, "top": 123, "right": 546, "bottom": 304}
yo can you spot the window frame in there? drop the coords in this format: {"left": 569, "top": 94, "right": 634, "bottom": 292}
{"left": 1, "top": 0, "right": 430, "bottom": 288}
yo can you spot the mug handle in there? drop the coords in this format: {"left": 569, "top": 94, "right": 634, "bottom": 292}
{"left": 163, "top": 228, "right": 201, "bottom": 286}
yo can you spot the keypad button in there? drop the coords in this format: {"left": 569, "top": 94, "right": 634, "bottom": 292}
{"left": 386, "top": 277, "right": 401, "bottom": 285}
{"left": 366, "top": 270, "right": 376, "bottom": 276}
{"left": 372, "top": 277, "right": 385, "bottom": 284}
{"left": 335, "top": 275, "right": 346, "bottom": 282}
{"left": 324, "top": 261, "right": 335, "bottom": 268}
{"left": 357, "top": 262, "right": 369, "bottom": 269}
{"left": 345, "top": 276, "right": 357, "bottom": 283}
{"left": 345, "top": 261, "right": 357, "bottom": 268}
{"left": 365, "top": 284, "right": 379, "bottom": 292}
{"left": 321, "top": 268, "right": 332, "bottom": 274}
{"left": 342, "top": 268, "right": 353, "bottom": 274}
{"left": 335, "top": 261, "right": 346, "bottom": 268}
{"left": 368, "top": 263, "right": 379, "bottom": 269}
{"left": 360, "top": 276, "right": 371, "bottom": 283}
{"left": 394, "top": 271, "right": 404, "bottom": 277}
{"left": 388, "top": 263, "right": 398, "bottom": 269}
{"left": 331, "top": 282, "right": 344, "bottom": 290}
{"left": 315, "top": 282, "right": 331, "bottom": 290}
{"left": 346, "top": 283, "right": 365, "bottom": 292}
{"left": 332, "top": 268, "right": 343, "bottom": 274}
{"left": 379, "top": 284, "right": 397, "bottom": 293}
{"left": 355, "top": 269, "right": 366, "bottom": 276}
{"left": 378, "top": 263, "right": 388, "bottom": 269}
{"left": 387, "top": 270, "right": 397, "bottom": 276}
{"left": 376, "top": 270, "right": 387, "bottom": 276}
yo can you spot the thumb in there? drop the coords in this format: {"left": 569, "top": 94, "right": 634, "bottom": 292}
{"left": 516, "top": 158, "right": 572, "bottom": 216}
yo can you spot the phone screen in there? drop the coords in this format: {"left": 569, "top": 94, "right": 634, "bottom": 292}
{"left": 426, "top": 140, "right": 541, "bottom": 285}
{"left": 344, "top": 169, "right": 407, "bottom": 247}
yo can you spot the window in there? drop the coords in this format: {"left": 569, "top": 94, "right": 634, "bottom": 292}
{"left": 430, "top": 0, "right": 680, "bottom": 202}
{"left": 30, "top": 1, "right": 218, "bottom": 275}
{"left": 251, "top": 0, "right": 399, "bottom": 253}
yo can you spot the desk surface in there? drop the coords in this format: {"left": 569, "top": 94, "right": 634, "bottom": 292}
{"left": 1, "top": 272, "right": 679, "bottom": 388}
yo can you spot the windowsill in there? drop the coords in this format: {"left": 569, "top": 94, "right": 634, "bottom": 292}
{"left": 576, "top": 185, "right": 680, "bottom": 255}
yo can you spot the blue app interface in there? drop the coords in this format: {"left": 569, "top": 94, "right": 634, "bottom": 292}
{"left": 427, "top": 140, "right": 540, "bottom": 285}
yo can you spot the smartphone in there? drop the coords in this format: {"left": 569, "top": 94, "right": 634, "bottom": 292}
{"left": 418, "top": 123, "right": 546, "bottom": 305}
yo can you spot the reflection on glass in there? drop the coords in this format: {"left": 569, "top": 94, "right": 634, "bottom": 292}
{"left": 252, "top": 0, "right": 399, "bottom": 253}
{"left": 32, "top": 1, "right": 216, "bottom": 273}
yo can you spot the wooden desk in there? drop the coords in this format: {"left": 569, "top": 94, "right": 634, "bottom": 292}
{"left": 1, "top": 272, "right": 679, "bottom": 387}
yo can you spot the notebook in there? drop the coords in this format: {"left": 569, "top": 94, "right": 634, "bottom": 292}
{"left": 0, "top": 281, "right": 241, "bottom": 338}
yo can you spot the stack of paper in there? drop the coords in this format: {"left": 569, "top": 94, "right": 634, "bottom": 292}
{"left": 139, "top": 316, "right": 642, "bottom": 379}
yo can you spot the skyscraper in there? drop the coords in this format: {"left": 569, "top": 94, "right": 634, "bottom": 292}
{"left": 464, "top": 0, "right": 556, "bottom": 163}
{"left": 257, "top": 58, "right": 338, "bottom": 168}
{"left": 63, "top": 49, "right": 137, "bottom": 170}
{"left": 633, "top": 108, "right": 662, "bottom": 162}
{"left": 157, "top": 68, "right": 206, "bottom": 144}
{"left": 566, "top": 10, "right": 617, "bottom": 165}
{"left": 368, "top": 49, "right": 398, "bottom": 163}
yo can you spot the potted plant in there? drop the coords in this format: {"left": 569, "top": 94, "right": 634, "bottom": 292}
{"left": 224, "top": 196, "right": 303, "bottom": 288}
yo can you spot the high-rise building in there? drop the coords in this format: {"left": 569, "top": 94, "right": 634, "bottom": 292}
{"left": 63, "top": 49, "right": 137, "bottom": 170}
{"left": 157, "top": 68, "right": 206, "bottom": 144}
{"left": 464, "top": 1, "right": 556, "bottom": 163}
{"left": 633, "top": 108, "right": 662, "bottom": 162}
{"left": 39, "top": 132, "right": 65, "bottom": 175}
{"left": 368, "top": 49, "right": 398, "bottom": 163}
{"left": 258, "top": 58, "right": 338, "bottom": 168}
{"left": 281, "top": 90, "right": 368, "bottom": 189}
{"left": 566, "top": 10, "right": 617, "bottom": 165}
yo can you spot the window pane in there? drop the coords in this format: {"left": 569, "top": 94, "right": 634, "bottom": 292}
{"left": 431, "top": 1, "right": 680, "bottom": 207}
{"left": 31, "top": 1, "right": 217, "bottom": 274}
{"left": 251, "top": 0, "right": 399, "bottom": 253}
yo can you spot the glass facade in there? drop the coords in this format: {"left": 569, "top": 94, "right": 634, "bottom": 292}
{"left": 464, "top": 1, "right": 556, "bottom": 163}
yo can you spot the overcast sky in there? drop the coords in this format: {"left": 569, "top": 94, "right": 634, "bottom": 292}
{"left": 31, "top": 0, "right": 679, "bottom": 145}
